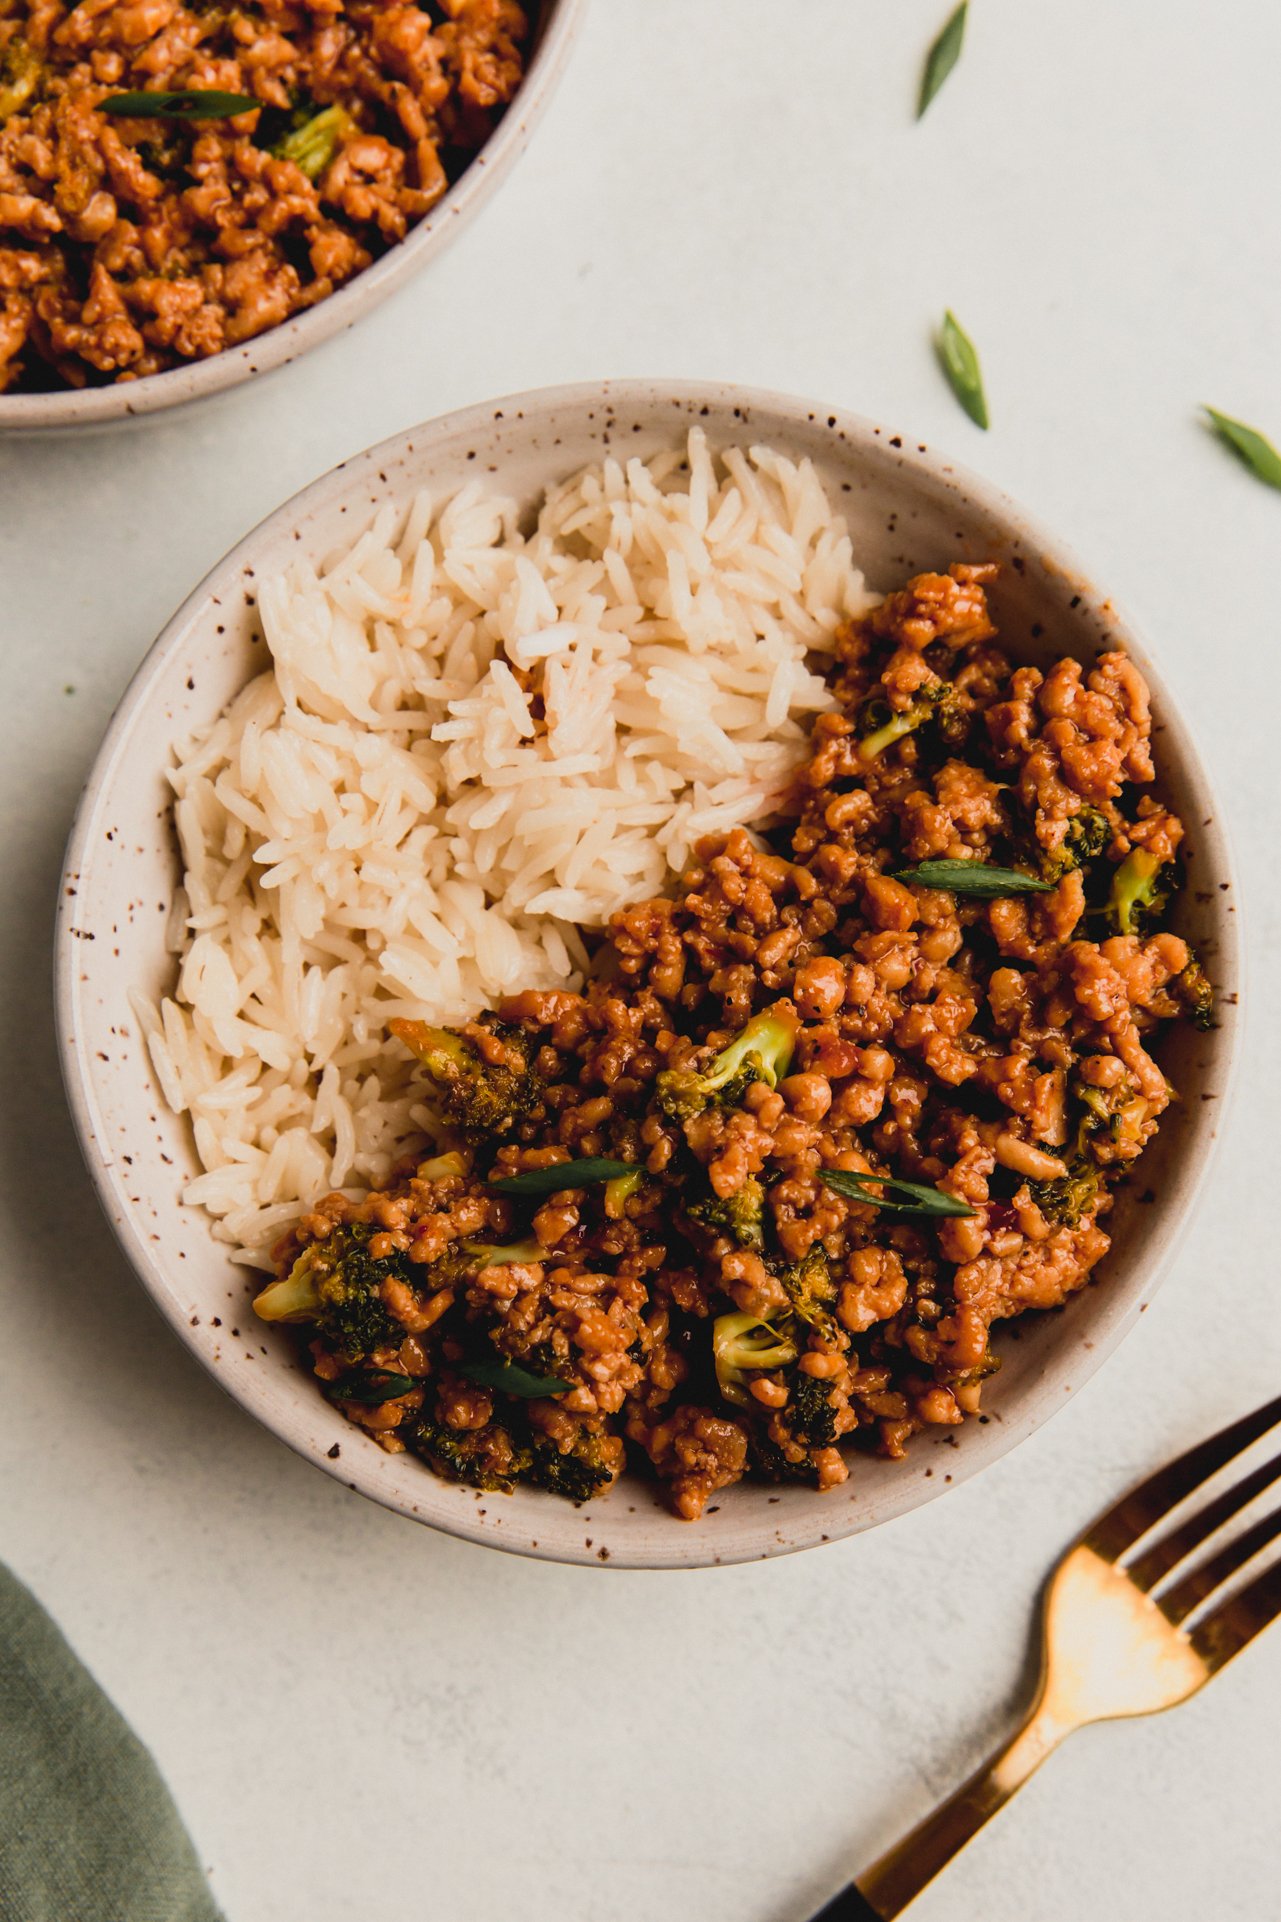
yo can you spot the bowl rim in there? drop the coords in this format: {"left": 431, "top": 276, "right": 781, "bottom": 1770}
{"left": 54, "top": 378, "right": 1244, "bottom": 1568}
{"left": 0, "top": 0, "right": 587, "bottom": 432}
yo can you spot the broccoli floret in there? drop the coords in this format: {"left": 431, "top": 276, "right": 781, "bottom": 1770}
{"left": 273, "top": 102, "right": 354, "bottom": 179}
{"left": 1106, "top": 847, "right": 1171, "bottom": 936}
{"left": 748, "top": 1366, "right": 841, "bottom": 1477}
{"left": 684, "top": 1177, "right": 766, "bottom": 1251}
{"left": 784, "top": 1368, "right": 840, "bottom": 1448}
{"left": 857, "top": 682, "right": 966, "bottom": 763}
{"left": 527, "top": 1432, "right": 619, "bottom": 1503}
{"left": 1028, "top": 1162, "right": 1102, "bottom": 1228}
{"left": 252, "top": 1222, "right": 405, "bottom": 1363}
{"left": 1175, "top": 955, "right": 1215, "bottom": 1030}
{"left": 656, "top": 1008, "right": 799, "bottom": 1123}
{"left": 390, "top": 1018, "right": 538, "bottom": 1139}
{"left": 712, "top": 1312, "right": 798, "bottom": 1408}
{"left": 774, "top": 1246, "right": 838, "bottom": 1338}
{"left": 252, "top": 1222, "right": 543, "bottom": 1359}
{"left": 0, "top": 37, "right": 40, "bottom": 122}
{"left": 1040, "top": 805, "right": 1110, "bottom": 885}
{"left": 408, "top": 1416, "right": 532, "bottom": 1493}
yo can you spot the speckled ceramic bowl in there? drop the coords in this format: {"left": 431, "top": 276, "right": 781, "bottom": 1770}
{"left": 0, "top": 0, "right": 584, "bottom": 432}
{"left": 56, "top": 381, "right": 1242, "bottom": 1568}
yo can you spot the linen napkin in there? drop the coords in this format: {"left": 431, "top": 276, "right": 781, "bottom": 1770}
{"left": 0, "top": 1563, "right": 225, "bottom": 1922}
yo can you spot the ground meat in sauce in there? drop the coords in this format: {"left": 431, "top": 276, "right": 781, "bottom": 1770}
{"left": 259, "top": 562, "right": 1214, "bottom": 1520}
{"left": 0, "top": 0, "right": 528, "bottom": 391}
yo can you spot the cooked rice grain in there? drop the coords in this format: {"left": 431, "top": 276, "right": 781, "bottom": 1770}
{"left": 141, "top": 433, "right": 876, "bottom": 1262}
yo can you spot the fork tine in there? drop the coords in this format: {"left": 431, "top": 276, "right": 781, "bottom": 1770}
{"left": 1126, "top": 1450, "right": 1281, "bottom": 1592}
{"left": 1189, "top": 1553, "right": 1281, "bottom": 1671}
{"left": 1158, "top": 1503, "right": 1281, "bottom": 1625}
{"left": 1083, "top": 1394, "right": 1281, "bottom": 1564}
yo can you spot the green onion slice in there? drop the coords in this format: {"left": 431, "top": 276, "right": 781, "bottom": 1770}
{"left": 893, "top": 859, "right": 1052, "bottom": 897}
{"left": 488, "top": 1157, "right": 636, "bottom": 1196}
{"left": 937, "top": 310, "right": 990, "bottom": 430}
{"left": 100, "top": 89, "right": 259, "bottom": 120}
{"left": 1203, "top": 407, "right": 1281, "bottom": 491}
{"left": 326, "top": 1371, "right": 417, "bottom": 1405}
{"left": 821, "top": 1170, "right": 976, "bottom": 1219}
{"left": 459, "top": 1359, "right": 571, "bottom": 1398}
{"left": 918, "top": 2, "right": 968, "bottom": 118}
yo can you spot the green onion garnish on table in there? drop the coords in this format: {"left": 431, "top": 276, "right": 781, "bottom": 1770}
{"left": 918, "top": 2, "right": 968, "bottom": 118}
{"left": 937, "top": 310, "right": 990, "bottom": 430}
{"left": 1203, "top": 407, "right": 1281, "bottom": 491}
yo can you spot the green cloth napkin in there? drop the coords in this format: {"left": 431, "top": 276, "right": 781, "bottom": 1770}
{"left": 0, "top": 1563, "right": 225, "bottom": 1922}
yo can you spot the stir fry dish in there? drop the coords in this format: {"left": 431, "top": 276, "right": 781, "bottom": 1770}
{"left": 0, "top": 1, "right": 528, "bottom": 391}
{"left": 255, "top": 562, "right": 1213, "bottom": 1518}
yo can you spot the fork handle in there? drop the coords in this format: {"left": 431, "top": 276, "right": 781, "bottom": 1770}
{"left": 809, "top": 1706, "right": 1070, "bottom": 1920}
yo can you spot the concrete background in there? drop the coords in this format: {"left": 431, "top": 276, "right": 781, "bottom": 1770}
{"left": 2, "top": 2, "right": 1278, "bottom": 1917}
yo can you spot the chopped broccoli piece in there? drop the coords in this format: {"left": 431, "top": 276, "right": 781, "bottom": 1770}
{"left": 684, "top": 1177, "right": 766, "bottom": 1251}
{"left": 416, "top": 1150, "right": 469, "bottom": 1182}
{"left": 1028, "top": 1162, "right": 1102, "bottom": 1228}
{"left": 408, "top": 1416, "right": 532, "bottom": 1493}
{"left": 527, "top": 1432, "right": 619, "bottom": 1503}
{"left": 410, "top": 1413, "right": 617, "bottom": 1502}
{"left": 712, "top": 1312, "right": 798, "bottom": 1409}
{"left": 773, "top": 1246, "right": 838, "bottom": 1338}
{"left": 0, "top": 37, "right": 40, "bottom": 122}
{"left": 1040, "top": 805, "right": 1110, "bottom": 885}
{"left": 273, "top": 102, "right": 353, "bottom": 179}
{"left": 1175, "top": 955, "right": 1215, "bottom": 1030}
{"left": 390, "top": 1018, "right": 538, "bottom": 1139}
{"left": 749, "top": 1431, "right": 818, "bottom": 1486}
{"left": 1106, "top": 847, "right": 1170, "bottom": 936}
{"left": 856, "top": 682, "right": 966, "bottom": 763}
{"left": 252, "top": 1223, "right": 407, "bottom": 1362}
{"left": 1074, "top": 1077, "right": 1154, "bottom": 1163}
{"left": 603, "top": 1167, "right": 644, "bottom": 1218}
{"left": 656, "top": 1007, "right": 799, "bottom": 1123}
{"left": 458, "top": 1237, "right": 544, "bottom": 1271}
{"left": 784, "top": 1368, "right": 840, "bottom": 1448}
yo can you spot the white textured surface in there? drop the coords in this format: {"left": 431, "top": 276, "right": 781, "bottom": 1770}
{"left": 1, "top": 2, "right": 1278, "bottom": 1919}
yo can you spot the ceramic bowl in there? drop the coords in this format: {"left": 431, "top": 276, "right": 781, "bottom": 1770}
{"left": 0, "top": 0, "right": 585, "bottom": 432}
{"left": 55, "top": 380, "right": 1242, "bottom": 1568}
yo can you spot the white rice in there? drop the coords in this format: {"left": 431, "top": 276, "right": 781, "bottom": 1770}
{"left": 137, "top": 431, "right": 877, "bottom": 1265}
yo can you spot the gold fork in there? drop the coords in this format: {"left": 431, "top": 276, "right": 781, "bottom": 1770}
{"left": 809, "top": 1395, "right": 1281, "bottom": 1920}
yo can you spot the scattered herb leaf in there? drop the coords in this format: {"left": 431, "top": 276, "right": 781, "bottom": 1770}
{"left": 894, "top": 859, "right": 1052, "bottom": 897}
{"left": 918, "top": 2, "right": 968, "bottom": 119}
{"left": 488, "top": 1157, "right": 636, "bottom": 1196}
{"left": 937, "top": 309, "right": 989, "bottom": 429}
{"left": 459, "top": 1358, "right": 571, "bottom": 1397}
{"left": 821, "top": 1170, "right": 976, "bottom": 1219}
{"left": 100, "top": 88, "right": 259, "bottom": 121}
{"left": 1203, "top": 407, "right": 1281, "bottom": 492}
{"left": 326, "top": 1371, "right": 417, "bottom": 1405}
